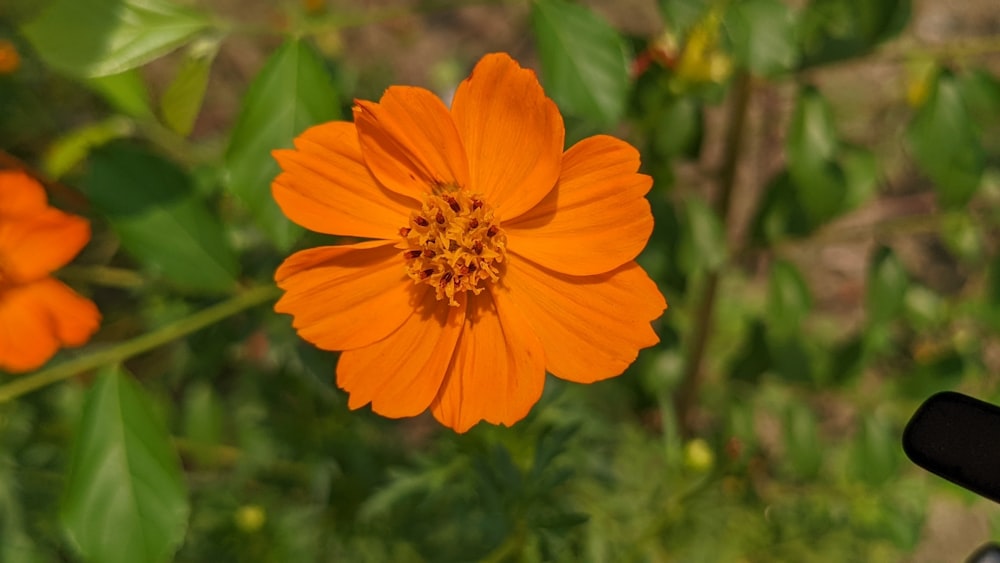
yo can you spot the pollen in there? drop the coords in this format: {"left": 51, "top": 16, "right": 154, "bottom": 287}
{"left": 400, "top": 188, "right": 506, "bottom": 306}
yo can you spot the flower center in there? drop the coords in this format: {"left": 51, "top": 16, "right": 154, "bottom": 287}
{"left": 399, "top": 187, "right": 506, "bottom": 306}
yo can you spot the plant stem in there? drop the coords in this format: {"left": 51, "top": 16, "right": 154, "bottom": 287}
{"left": 674, "top": 72, "right": 752, "bottom": 437}
{"left": 0, "top": 284, "right": 281, "bottom": 403}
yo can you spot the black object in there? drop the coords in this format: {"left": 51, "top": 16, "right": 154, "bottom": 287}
{"left": 968, "top": 543, "right": 1000, "bottom": 563}
{"left": 903, "top": 391, "right": 1000, "bottom": 504}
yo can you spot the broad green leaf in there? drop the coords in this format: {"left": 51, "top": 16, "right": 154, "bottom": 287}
{"left": 43, "top": 116, "right": 134, "bottom": 179}
{"left": 866, "top": 246, "right": 908, "bottom": 326}
{"left": 768, "top": 260, "right": 812, "bottom": 338}
{"left": 87, "top": 69, "right": 153, "bottom": 118}
{"left": 532, "top": 0, "right": 630, "bottom": 127}
{"left": 83, "top": 143, "right": 239, "bottom": 293}
{"left": 725, "top": 0, "right": 798, "bottom": 76}
{"left": 224, "top": 39, "right": 340, "bottom": 250}
{"left": 907, "top": 72, "right": 984, "bottom": 208}
{"left": 22, "top": 0, "right": 210, "bottom": 77}
{"left": 161, "top": 39, "right": 218, "bottom": 137}
{"left": 62, "top": 367, "right": 188, "bottom": 563}
{"left": 787, "top": 87, "right": 845, "bottom": 222}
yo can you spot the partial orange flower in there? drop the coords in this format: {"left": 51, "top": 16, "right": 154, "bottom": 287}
{"left": 272, "top": 53, "right": 666, "bottom": 432}
{"left": 0, "top": 170, "right": 100, "bottom": 373}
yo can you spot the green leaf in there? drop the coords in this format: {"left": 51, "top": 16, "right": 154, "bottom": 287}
{"left": 749, "top": 171, "right": 815, "bottom": 244}
{"left": 83, "top": 143, "right": 239, "bottom": 293}
{"left": 658, "top": 0, "right": 709, "bottom": 33}
{"left": 224, "top": 39, "right": 340, "bottom": 250}
{"left": 907, "top": 72, "right": 984, "bottom": 207}
{"left": 181, "top": 381, "right": 225, "bottom": 468}
{"left": 799, "top": 0, "right": 910, "bottom": 67}
{"left": 840, "top": 145, "right": 879, "bottom": 210}
{"left": 958, "top": 68, "right": 1000, "bottom": 134}
{"left": 678, "top": 198, "right": 726, "bottom": 273}
{"left": 768, "top": 260, "right": 812, "bottom": 338}
{"left": 22, "top": 0, "right": 210, "bottom": 77}
{"left": 43, "top": 116, "right": 134, "bottom": 179}
{"left": 161, "top": 39, "right": 218, "bottom": 137}
{"left": 532, "top": 0, "right": 630, "bottom": 127}
{"left": 725, "top": 0, "right": 799, "bottom": 76}
{"left": 782, "top": 403, "right": 822, "bottom": 479}
{"left": 87, "top": 69, "right": 154, "bottom": 118}
{"left": 787, "top": 86, "right": 846, "bottom": 222}
{"left": 850, "top": 413, "right": 901, "bottom": 486}
{"left": 650, "top": 96, "right": 702, "bottom": 158}
{"left": 866, "top": 246, "right": 908, "bottom": 326}
{"left": 62, "top": 367, "right": 188, "bottom": 563}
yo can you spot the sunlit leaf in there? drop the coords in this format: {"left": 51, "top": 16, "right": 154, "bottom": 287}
{"left": 725, "top": 0, "right": 798, "bottom": 76}
{"left": 840, "top": 145, "right": 879, "bottom": 210}
{"left": 87, "top": 69, "right": 153, "bottom": 118}
{"left": 83, "top": 143, "right": 239, "bottom": 293}
{"left": 161, "top": 39, "right": 218, "bottom": 137}
{"left": 532, "top": 0, "right": 630, "bottom": 127}
{"left": 22, "top": 0, "right": 210, "bottom": 77}
{"left": 224, "top": 39, "right": 340, "bottom": 250}
{"left": 43, "top": 116, "right": 134, "bottom": 179}
{"left": 62, "top": 366, "right": 188, "bottom": 563}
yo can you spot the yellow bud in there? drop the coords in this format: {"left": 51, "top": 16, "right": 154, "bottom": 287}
{"left": 684, "top": 438, "right": 715, "bottom": 472}
{"left": 234, "top": 504, "right": 266, "bottom": 533}
{"left": 905, "top": 59, "right": 938, "bottom": 108}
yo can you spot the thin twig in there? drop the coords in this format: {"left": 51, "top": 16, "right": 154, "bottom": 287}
{"left": 674, "top": 72, "right": 752, "bottom": 437}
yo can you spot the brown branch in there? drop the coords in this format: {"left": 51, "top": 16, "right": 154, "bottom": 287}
{"left": 673, "top": 72, "right": 752, "bottom": 437}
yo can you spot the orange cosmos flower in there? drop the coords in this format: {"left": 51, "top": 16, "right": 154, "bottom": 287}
{"left": 0, "top": 170, "right": 100, "bottom": 373}
{"left": 273, "top": 52, "right": 666, "bottom": 432}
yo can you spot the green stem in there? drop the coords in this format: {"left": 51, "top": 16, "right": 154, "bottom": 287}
{"left": 0, "top": 284, "right": 281, "bottom": 403}
{"left": 673, "top": 72, "right": 752, "bottom": 438}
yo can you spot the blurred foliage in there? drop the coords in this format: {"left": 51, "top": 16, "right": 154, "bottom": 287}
{"left": 2, "top": 0, "right": 1000, "bottom": 561}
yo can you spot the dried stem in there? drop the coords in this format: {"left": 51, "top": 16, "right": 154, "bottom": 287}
{"left": 674, "top": 72, "right": 752, "bottom": 437}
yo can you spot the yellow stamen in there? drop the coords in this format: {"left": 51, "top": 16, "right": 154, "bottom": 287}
{"left": 400, "top": 187, "right": 506, "bottom": 306}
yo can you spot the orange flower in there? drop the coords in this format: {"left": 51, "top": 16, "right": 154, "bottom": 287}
{"left": 273, "top": 53, "right": 666, "bottom": 432}
{"left": 0, "top": 170, "right": 100, "bottom": 373}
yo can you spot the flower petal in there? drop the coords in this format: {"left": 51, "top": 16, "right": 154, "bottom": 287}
{"left": 450, "top": 53, "right": 564, "bottom": 221}
{"left": 0, "top": 170, "right": 48, "bottom": 217}
{"left": 0, "top": 209, "right": 90, "bottom": 282}
{"left": 337, "top": 291, "right": 464, "bottom": 418}
{"left": 430, "top": 290, "right": 546, "bottom": 433}
{"left": 354, "top": 86, "right": 470, "bottom": 199}
{"left": 0, "top": 278, "right": 100, "bottom": 373}
{"left": 275, "top": 240, "right": 418, "bottom": 351}
{"left": 505, "top": 135, "right": 654, "bottom": 276}
{"left": 495, "top": 257, "right": 665, "bottom": 383}
{"left": 273, "top": 121, "right": 417, "bottom": 239}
